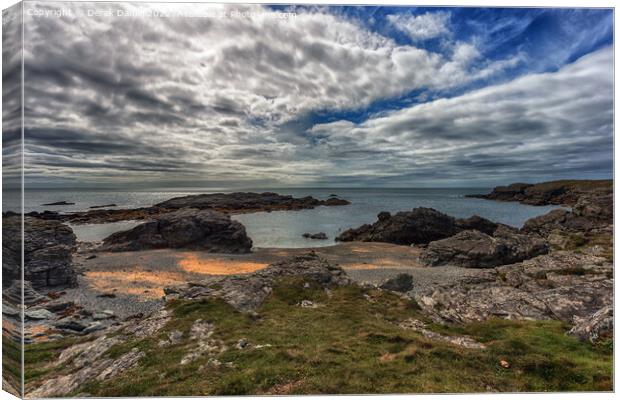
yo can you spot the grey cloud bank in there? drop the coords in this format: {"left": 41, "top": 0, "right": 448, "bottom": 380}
{"left": 11, "top": 2, "right": 613, "bottom": 189}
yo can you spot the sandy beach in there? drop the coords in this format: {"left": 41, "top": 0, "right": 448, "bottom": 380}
{"left": 65, "top": 241, "right": 480, "bottom": 318}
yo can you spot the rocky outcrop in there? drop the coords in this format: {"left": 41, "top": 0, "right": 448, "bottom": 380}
{"left": 421, "top": 226, "right": 548, "bottom": 268}
{"left": 17, "top": 192, "right": 351, "bottom": 224}
{"left": 519, "top": 183, "right": 612, "bottom": 255}
{"left": 26, "top": 309, "right": 171, "bottom": 398}
{"left": 521, "top": 209, "right": 593, "bottom": 237}
{"left": 413, "top": 252, "right": 613, "bottom": 335}
{"left": 3, "top": 280, "right": 46, "bottom": 306}
{"left": 2, "top": 216, "right": 77, "bottom": 290}
{"left": 164, "top": 252, "right": 350, "bottom": 312}
{"left": 155, "top": 192, "right": 350, "bottom": 212}
{"left": 466, "top": 180, "right": 612, "bottom": 207}
{"left": 336, "top": 208, "right": 457, "bottom": 245}
{"left": 398, "top": 318, "right": 486, "bottom": 349}
{"left": 99, "top": 208, "right": 252, "bottom": 253}
{"left": 336, "top": 208, "right": 499, "bottom": 246}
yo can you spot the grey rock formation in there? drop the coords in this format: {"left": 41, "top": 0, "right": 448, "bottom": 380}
{"left": 466, "top": 180, "right": 612, "bottom": 207}
{"left": 338, "top": 208, "right": 453, "bottom": 245}
{"left": 455, "top": 215, "right": 502, "bottom": 235}
{"left": 568, "top": 306, "right": 613, "bottom": 343}
{"left": 336, "top": 208, "right": 501, "bottom": 246}
{"left": 100, "top": 208, "right": 252, "bottom": 253}
{"left": 164, "top": 252, "right": 350, "bottom": 312}
{"left": 399, "top": 318, "right": 486, "bottom": 349}
{"left": 521, "top": 209, "right": 594, "bottom": 237}
{"left": 420, "top": 226, "right": 548, "bottom": 268}
{"left": 2, "top": 216, "right": 77, "bottom": 289}
{"left": 413, "top": 252, "right": 612, "bottom": 337}
{"left": 3, "top": 280, "right": 46, "bottom": 305}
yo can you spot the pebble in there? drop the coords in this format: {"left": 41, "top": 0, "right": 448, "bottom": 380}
{"left": 300, "top": 300, "right": 318, "bottom": 308}
{"left": 236, "top": 338, "right": 249, "bottom": 349}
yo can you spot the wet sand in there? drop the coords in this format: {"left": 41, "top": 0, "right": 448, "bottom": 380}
{"left": 66, "top": 242, "right": 477, "bottom": 318}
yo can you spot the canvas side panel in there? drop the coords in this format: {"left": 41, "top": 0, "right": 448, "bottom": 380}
{"left": 2, "top": 1, "right": 24, "bottom": 398}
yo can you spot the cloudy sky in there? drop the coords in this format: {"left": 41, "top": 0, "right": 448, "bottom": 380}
{"left": 8, "top": 2, "right": 614, "bottom": 188}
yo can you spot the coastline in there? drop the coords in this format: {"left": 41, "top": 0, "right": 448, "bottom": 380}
{"left": 4, "top": 179, "right": 613, "bottom": 396}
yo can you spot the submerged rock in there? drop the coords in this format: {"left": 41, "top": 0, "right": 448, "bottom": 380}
{"left": 100, "top": 208, "right": 252, "bottom": 253}
{"left": 89, "top": 204, "right": 117, "bottom": 209}
{"left": 302, "top": 232, "right": 328, "bottom": 240}
{"left": 165, "top": 252, "right": 350, "bottom": 312}
{"left": 42, "top": 201, "right": 75, "bottom": 206}
{"left": 420, "top": 226, "right": 548, "bottom": 268}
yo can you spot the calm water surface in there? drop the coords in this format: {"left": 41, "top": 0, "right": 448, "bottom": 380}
{"left": 9, "top": 188, "right": 561, "bottom": 248}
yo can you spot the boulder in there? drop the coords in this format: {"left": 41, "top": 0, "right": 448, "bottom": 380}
{"left": 337, "top": 208, "right": 459, "bottom": 245}
{"left": 100, "top": 208, "right": 252, "bottom": 253}
{"left": 164, "top": 252, "right": 350, "bottom": 312}
{"left": 421, "top": 226, "right": 548, "bottom": 268}
{"left": 2, "top": 216, "right": 77, "bottom": 289}
{"left": 379, "top": 273, "right": 413, "bottom": 292}
{"left": 337, "top": 208, "right": 499, "bottom": 246}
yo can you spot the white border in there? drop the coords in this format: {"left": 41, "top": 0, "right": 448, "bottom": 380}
{"left": 0, "top": 1, "right": 616, "bottom": 400}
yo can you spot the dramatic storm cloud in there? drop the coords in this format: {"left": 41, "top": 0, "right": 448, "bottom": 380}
{"left": 15, "top": 2, "right": 613, "bottom": 188}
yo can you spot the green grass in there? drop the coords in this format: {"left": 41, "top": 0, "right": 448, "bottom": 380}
{"left": 26, "top": 278, "right": 613, "bottom": 396}
{"left": 23, "top": 336, "right": 86, "bottom": 384}
{"left": 3, "top": 335, "right": 22, "bottom": 392}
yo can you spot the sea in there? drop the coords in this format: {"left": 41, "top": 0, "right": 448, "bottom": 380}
{"left": 4, "top": 188, "right": 561, "bottom": 248}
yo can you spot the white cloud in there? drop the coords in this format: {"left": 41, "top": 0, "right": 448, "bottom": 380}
{"left": 307, "top": 47, "right": 613, "bottom": 185}
{"left": 387, "top": 11, "right": 451, "bottom": 41}
{"left": 18, "top": 2, "right": 609, "bottom": 187}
